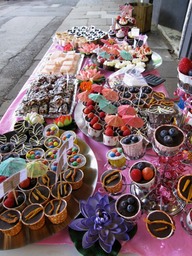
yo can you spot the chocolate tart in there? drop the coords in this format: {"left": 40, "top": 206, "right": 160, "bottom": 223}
{"left": 29, "top": 185, "right": 50, "bottom": 206}
{"left": 0, "top": 209, "right": 22, "bottom": 236}
{"left": 177, "top": 174, "right": 192, "bottom": 203}
{"left": 38, "top": 170, "right": 57, "bottom": 188}
{"left": 10, "top": 134, "right": 28, "bottom": 145}
{"left": 29, "top": 135, "right": 45, "bottom": 148}
{"left": 51, "top": 181, "right": 72, "bottom": 202}
{"left": 0, "top": 134, "right": 7, "bottom": 145}
{"left": 44, "top": 199, "right": 67, "bottom": 224}
{"left": 14, "top": 120, "right": 31, "bottom": 135}
{"left": 101, "top": 169, "right": 123, "bottom": 194}
{"left": 63, "top": 168, "right": 84, "bottom": 190}
{"left": 3, "top": 190, "right": 26, "bottom": 212}
{"left": 115, "top": 194, "right": 141, "bottom": 220}
{"left": 21, "top": 203, "right": 45, "bottom": 230}
{"left": 29, "top": 123, "right": 44, "bottom": 137}
{"left": 146, "top": 210, "right": 175, "bottom": 239}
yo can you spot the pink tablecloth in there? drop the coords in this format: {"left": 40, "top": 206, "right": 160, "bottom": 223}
{"left": 0, "top": 45, "right": 191, "bottom": 256}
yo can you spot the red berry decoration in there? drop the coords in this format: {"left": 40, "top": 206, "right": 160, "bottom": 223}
{"left": 19, "top": 177, "right": 31, "bottom": 189}
{"left": 4, "top": 197, "right": 15, "bottom": 208}
{"left": 178, "top": 57, "right": 192, "bottom": 75}
{"left": 130, "top": 168, "right": 142, "bottom": 182}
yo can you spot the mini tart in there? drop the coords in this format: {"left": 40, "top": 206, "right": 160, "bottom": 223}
{"left": 38, "top": 170, "right": 56, "bottom": 188}
{"left": 21, "top": 203, "right": 45, "bottom": 230}
{"left": 115, "top": 194, "right": 141, "bottom": 220}
{"left": 106, "top": 148, "right": 126, "bottom": 168}
{"left": 44, "top": 199, "right": 67, "bottom": 224}
{"left": 67, "top": 144, "right": 80, "bottom": 157}
{"left": 177, "top": 174, "right": 192, "bottom": 203}
{"left": 0, "top": 209, "right": 22, "bottom": 236}
{"left": 101, "top": 169, "right": 123, "bottom": 194}
{"left": 26, "top": 148, "right": 45, "bottom": 161}
{"left": 67, "top": 154, "right": 86, "bottom": 169}
{"left": 45, "top": 148, "right": 59, "bottom": 161}
{"left": 14, "top": 120, "right": 31, "bottom": 135}
{"left": 153, "top": 125, "right": 185, "bottom": 154}
{"left": 51, "top": 181, "right": 72, "bottom": 202}
{"left": 63, "top": 168, "right": 84, "bottom": 190}
{"left": 43, "top": 123, "right": 59, "bottom": 137}
{"left": 60, "top": 130, "right": 77, "bottom": 144}
{"left": 44, "top": 136, "right": 61, "bottom": 149}
{"left": 29, "top": 185, "right": 50, "bottom": 206}
{"left": 146, "top": 210, "right": 175, "bottom": 239}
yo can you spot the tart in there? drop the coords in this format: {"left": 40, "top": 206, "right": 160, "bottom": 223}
{"left": 44, "top": 199, "right": 67, "bottom": 224}
{"left": 44, "top": 136, "right": 61, "bottom": 149}
{"left": 60, "top": 130, "right": 77, "bottom": 144}
{"left": 67, "top": 144, "right": 80, "bottom": 157}
{"left": 177, "top": 174, "right": 192, "bottom": 203}
{"left": 38, "top": 170, "right": 57, "bottom": 188}
{"left": 153, "top": 124, "right": 185, "bottom": 155}
{"left": 115, "top": 193, "right": 141, "bottom": 220}
{"left": 51, "top": 181, "right": 72, "bottom": 202}
{"left": 63, "top": 168, "right": 84, "bottom": 190}
{"left": 67, "top": 154, "right": 86, "bottom": 169}
{"left": 21, "top": 203, "right": 45, "bottom": 230}
{"left": 3, "top": 190, "right": 26, "bottom": 212}
{"left": 26, "top": 148, "right": 45, "bottom": 161}
{"left": 101, "top": 169, "right": 123, "bottom": 194}
{"left": 43, "top": 123, "right": 59, "bottom": 137}
{"left": 45, "top": 148, "right": 59, "bottom": 161}
{"left": 29, "top": 185, "right": 50, "bottom": 206}
{"left": 145, "top": 210, "right": 175, "bottom": 239}
{"left": 0, "top": 209, "right": 22, "bottom": 236}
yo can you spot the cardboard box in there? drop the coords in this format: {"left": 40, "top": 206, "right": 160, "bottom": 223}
{"left": 131, "top": 3, "right": 153, "bottom": 33}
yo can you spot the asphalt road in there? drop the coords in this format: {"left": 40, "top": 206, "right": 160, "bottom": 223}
{"left": 0, "top": 0, "right": 79, "bottom": 117}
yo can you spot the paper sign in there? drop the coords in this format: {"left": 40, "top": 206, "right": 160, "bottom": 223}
{"left": 0, "top": 183, "right": 4, "bottom": 199}
{"left": 67, "top": 136, "right": 74, "bottom": 150}
{"left": 3, "top": 172, "right": 20, "bottom": 194}
{"left": 19, "top": 169, "right": 28, "bottom": 183}
{"left": 131, "top": 27, "right": 140, "bottom": 37}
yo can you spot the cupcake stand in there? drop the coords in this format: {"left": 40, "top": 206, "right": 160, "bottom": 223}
{"left": 0, "top": 31, "right": 192, "bottom": 256}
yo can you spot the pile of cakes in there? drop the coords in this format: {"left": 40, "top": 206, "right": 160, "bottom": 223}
{"left": 16, "top": 75, "right": 77, "bottom": 117}
{"left": 39, "top": 51, "right": 82, "bottom": 75}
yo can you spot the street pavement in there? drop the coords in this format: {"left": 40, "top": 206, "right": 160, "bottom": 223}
{"left": 0, "top": 0, "right": 179, "bottom": 122}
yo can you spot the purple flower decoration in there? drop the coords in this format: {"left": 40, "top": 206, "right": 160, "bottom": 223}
{"left": 69, "top": 192, "right": 133, "bottom": 253}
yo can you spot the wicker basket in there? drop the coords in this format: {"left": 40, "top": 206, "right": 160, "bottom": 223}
{"left": 44, "top": 199, "right": 67, "bottom": 224}
{"left": 0, "top": 209, "right": 22, "bottom": 236}
{"left": 21, "top": 203, "right": 45, "bottom": 230}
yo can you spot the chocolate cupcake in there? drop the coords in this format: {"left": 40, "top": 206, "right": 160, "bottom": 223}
{"left": 29, "top": 185, "right": 50, "bottom": 206}
{"left": 38, "top": 170, "right": 57, "bottom": 188}
{"left": 51, "top": 181, "right": 72, "bottom": 202}
{"left": 63, "top": 168, "right": 84, "bottom": 190}
{"left": 44, "top": 199, "right": 67, "bottom": 224}
{"left": 177, "top": 174, "right": 192, "bottom": 203}
{"left": 0, "top": 209, "right": 22, "bottom": 236}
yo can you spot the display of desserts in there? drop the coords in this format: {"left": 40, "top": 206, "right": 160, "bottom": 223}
{"left": 16, "top": 75, "right": 78, "bottom": 118}
{"left": 153, "top": 124, "right": 185, "bottom": 155}
{"left": 145, "top": 210, "right": 175, "bottom": 239}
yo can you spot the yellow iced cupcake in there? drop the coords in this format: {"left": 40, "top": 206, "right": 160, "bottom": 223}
{"left": 106, "top": 147, "right": 126, "bottom": 168}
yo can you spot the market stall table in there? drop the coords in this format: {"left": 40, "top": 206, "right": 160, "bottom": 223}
{"left": 0, "top": 43, "right": 191, "bottom": 256}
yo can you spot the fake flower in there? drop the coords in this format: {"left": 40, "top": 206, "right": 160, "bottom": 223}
{"left": 83, "top": 63, "right": 98, "bottom": 71}
{"left": 76, "top": 69, "right": 105, "bottom": 83}
{"left": 69, "top": 192, "right": 133, "bottom": 253}
{"left": 78, "top": 42, "right": 98, "bottom": 55}
{"left": 54, "top": 115, "right": 72, "bottom": 127}
{"left": 80, "top": 81, "right": 93, "bottom": 91}
{"left": 24, "top": 112, "right": 44, "bottom": 125}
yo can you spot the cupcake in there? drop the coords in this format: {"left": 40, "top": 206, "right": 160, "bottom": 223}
{"left": 60, "top": 130, "right": 77, "bottom": 144}
{"left": 108, "top": 26, "right": 116, "bottom": 38}
{"left": 106, "top": 148, "right": 126, "bottom": 168}
{"left": 67, "top": 144, "right": 80, "bottom": 157}
{"left": 29, "top": 185, "right": 50, "bottom": 206}
{"left": 0, "top": 209, "right": 22, "bottom": 236}
{"left": 44, "top": 199, "right": 67, "bottom": 224}
{"left": 129, "top": 160, "right": 156, "bottom": 189}
{"left": 103, "top": 127, "right": 119, "bottom": 147}
{"left": 51, "top": 181, "right": 72, "bottom": 202}
{"left": 145, "top": 210, "right": 175, "bottom": 239}
{"left": 115, "top": 193, "right": 141, "bottom": 220}
{"left": 88, "top": 122, "right": 103, "bottom": 138}
{"left": 177, "top": 174, "right": 192, "bottom": 203}
{"left": 153, "top": 125, "right": 185, "bottom": 155}
{"left": 101, "top": 169, "right": 123, "bottom": 194}
{"left": 18, "top": 177, "right": 37, "bottom": 196}
{"left": 120, "top": 134, "right": 147, "bottom": 160}
{"left": 116, "top": 29, "right": 125, "bottom": 41}
{"left": 21, "top": 203, "right": 45, "bottom": 230}
{"left": 3, "top": 190, "right": 26, "bottom": 212}
{"left": 44, "top": 148, "right": 59, "bottom": 161}
{"left": 63, "top": 168, "right": 84, "bottom": 190}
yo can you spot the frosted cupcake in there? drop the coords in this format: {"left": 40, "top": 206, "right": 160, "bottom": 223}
{"left": 106, "top": 147, "right": 126, "bottom": 168}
